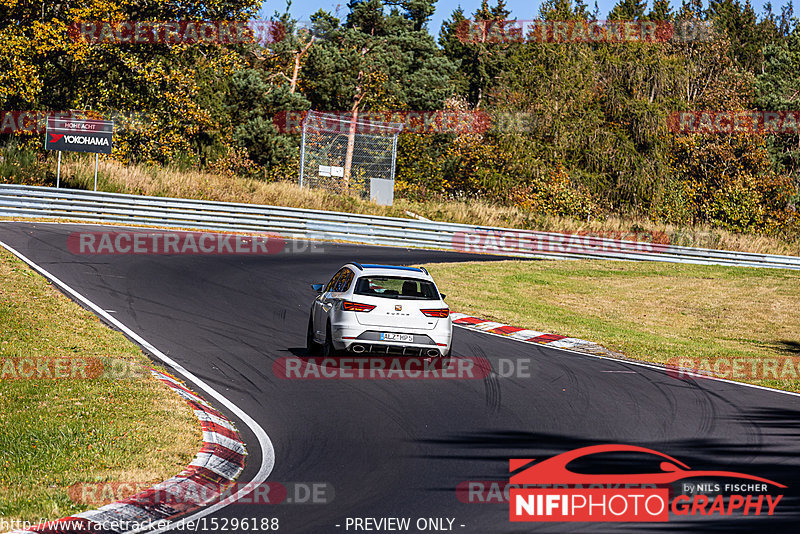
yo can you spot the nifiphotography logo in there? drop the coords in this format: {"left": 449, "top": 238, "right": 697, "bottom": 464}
{"left": 509, "top": 444, "right": 785, "bottom": 522}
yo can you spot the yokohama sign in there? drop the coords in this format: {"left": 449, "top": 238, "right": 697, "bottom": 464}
{"left": 45, "top": 117, "right": 113, "bottom": 154}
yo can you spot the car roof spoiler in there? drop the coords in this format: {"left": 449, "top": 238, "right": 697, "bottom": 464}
{"left": 357, "top": 263, "right": 428, "bottom": 274}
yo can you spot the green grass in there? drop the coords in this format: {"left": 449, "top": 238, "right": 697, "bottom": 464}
{"left": 421, "top": 259, "right": 800, "bottom": 392}
{"left": 0, "top": 248, "right": 201, "bottom": 522}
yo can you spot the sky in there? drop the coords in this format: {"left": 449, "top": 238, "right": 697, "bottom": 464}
{"left": 258, "top": 0, "right": 797, "bottom": 38}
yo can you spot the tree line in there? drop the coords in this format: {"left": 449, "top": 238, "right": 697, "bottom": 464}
{"left": 1, "top": 0, "right": 798, "bottom": 235}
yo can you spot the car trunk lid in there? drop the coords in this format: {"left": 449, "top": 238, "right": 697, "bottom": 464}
{"left": 352, "top": 296, "right": 438, "bottom": 330}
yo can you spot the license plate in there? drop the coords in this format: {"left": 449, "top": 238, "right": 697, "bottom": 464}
{"left": 380, "top": 333, "right": 413, "bottom": 342}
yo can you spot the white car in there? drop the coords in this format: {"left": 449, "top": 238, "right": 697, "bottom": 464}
{"left": 307, "top": 263, "right": 452, "bottom": 358}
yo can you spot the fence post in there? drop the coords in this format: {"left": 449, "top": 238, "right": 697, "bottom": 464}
{"left": 299, "top": 118, "right": 307, "bottom": 188}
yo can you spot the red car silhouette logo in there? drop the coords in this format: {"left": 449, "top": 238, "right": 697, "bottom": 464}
{"left": 510, "top": 444, "right": 785, "bottom": 488}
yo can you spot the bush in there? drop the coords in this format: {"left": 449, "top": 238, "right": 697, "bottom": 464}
{"left": 0, "top": 139, "right": 53, "bottom": 186}
{"left": 507, "top": 166, "right": 599, "bottom": 220}
{"left": 662, "top": 133, "right": 797, "bottom": 234}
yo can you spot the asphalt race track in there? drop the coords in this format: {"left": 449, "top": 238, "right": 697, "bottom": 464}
{"left": 2, "top": 221, "right": 799, "bottom": 533}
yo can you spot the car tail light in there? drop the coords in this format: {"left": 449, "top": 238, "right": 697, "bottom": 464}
{"left": 343, "top": 301, "right": 376, "bottom": 312}
{"left": 421, "top": 308, "right": 450, "bottom": 318}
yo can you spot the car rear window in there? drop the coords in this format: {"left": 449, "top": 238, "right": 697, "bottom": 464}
{"left": 354, "top": 276, "right": 440, "bottom": 300}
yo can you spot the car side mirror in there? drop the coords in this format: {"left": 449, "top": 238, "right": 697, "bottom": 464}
{"left": 311, "top": 283, "right": 324, "bottom": 293}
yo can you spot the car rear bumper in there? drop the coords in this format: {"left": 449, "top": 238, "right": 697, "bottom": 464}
{"left": 332, "top": 325, "right": 451, "bottom": 356}
{"left": 346, "top": 341, "right": 446, "bottom": 357}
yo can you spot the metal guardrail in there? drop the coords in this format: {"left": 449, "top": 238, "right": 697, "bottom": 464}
{"left": 1, "top": 184, "right": 799, "bottom": 270}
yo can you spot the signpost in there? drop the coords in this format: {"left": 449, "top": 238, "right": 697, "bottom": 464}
{"left": 45, "top": 116, "right": 114, "bottom": 190}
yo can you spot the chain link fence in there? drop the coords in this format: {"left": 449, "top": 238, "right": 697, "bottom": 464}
{"left": 299, "top": 111, "right": 403, "bottom": 205}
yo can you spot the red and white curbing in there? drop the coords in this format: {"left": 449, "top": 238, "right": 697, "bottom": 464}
{"left": 450, "top": 312, "right": 621, "bottom": 357}
{"left": 9, "top": 369, "right": 246, "bottom": 534}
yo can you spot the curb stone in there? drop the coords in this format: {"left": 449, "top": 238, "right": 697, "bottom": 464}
{"left": 451, "top": 312, "right": 627, "bottom": 359}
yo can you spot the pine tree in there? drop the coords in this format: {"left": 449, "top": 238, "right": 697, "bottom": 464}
{"left": 707, "top": 0, "right": 780, "bottom": 73}
{"left": 439, "top": 1, "right": 516, "bottom": 107}
{"left": 608, "top": 0, "right": 647, "bottom": 21}
{"left": 394, "top": 0, "right": 437, "bottom": 31}
{"left": 306, "top": 2, "right": 457, "bottom": 112}
{"left": 538, "top": 0, "right": 591, "bottom": 20}
{"left": 649, "top": 0, "right": 674, "bottom": 20}
{"left": 346, "top": 0, "right": 388, "bottom": 35}
{"left": 755, "top": 23, "right": 800, "bottom": 180}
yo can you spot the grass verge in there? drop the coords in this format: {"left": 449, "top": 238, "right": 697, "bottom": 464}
{"left": 422, "top": 259, "right": 800, "bottom": 392}
{"left": 0, "top": 247, "right": 201, "bottom": 523}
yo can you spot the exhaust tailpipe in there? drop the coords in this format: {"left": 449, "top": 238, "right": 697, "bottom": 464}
{"left": 351, "top": 344, "right": 366, "bottom": 354}
{"left": 426, "top": 349, "right": 440, "bottom": 358}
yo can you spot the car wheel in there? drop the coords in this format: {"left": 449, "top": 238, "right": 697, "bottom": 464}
{"left": 307, "top": 316, "right": 321, "bottom": 356}
{"left": 323, "top": 321, "right": 339, "bottom": 358}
